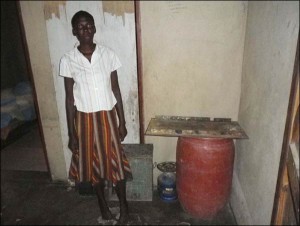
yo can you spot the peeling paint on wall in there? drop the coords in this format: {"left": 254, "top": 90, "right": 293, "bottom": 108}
{"left": 44, "top": 1, "right": 66, "bottom": 20}
{"left": 102, "top": 1, "right": 134, "bottom": 25}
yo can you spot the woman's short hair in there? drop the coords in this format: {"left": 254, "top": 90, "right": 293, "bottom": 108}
{"left": 71, "top": 11, "right": 94, "bottom": 28}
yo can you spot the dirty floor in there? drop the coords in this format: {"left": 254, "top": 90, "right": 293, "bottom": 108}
{"left": 1, "top": 170, "right": 237, "bottom": 225}
{"left": 1, "top": 126, "right": 237, "bottom": 225}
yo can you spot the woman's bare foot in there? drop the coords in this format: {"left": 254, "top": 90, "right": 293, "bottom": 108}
{"left": 101, "top": 209, "right": 114, "bottom": 220}
{"left": 117, "top": 202, "right": 129, "bottom": 224}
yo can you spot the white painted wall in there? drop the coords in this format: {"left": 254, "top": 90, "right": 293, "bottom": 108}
{"left": 140, "top": 1, "right": 248, "bottom": 184}
{"left": 44, "top": 1, "right": 139, "bottom": 174}
{"left": 231, "top": 1, "right": 299, "bottom": 224}
{"left": 20, "top": 3, "right": 299, "bottom": 223}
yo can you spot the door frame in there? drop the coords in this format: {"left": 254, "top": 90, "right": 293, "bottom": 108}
{"left": 271, "top": 34, "right": 299, "bottom": 224}
{"left": 134, "top": 0, "right": 145, "bottom": 144}
{"left": 16, "top": 1, "right": 51, "bottom": 177}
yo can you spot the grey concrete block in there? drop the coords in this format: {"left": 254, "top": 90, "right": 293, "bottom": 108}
{"left": 108, "top": 144, "right": 153, "bottom": 201}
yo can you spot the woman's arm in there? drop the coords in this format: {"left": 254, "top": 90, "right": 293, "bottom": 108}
{"left": 64, "top": 77, "right": 79, "bottom": 153}
{"left": 111, "top": 70, "right": 127, "bottom": 141}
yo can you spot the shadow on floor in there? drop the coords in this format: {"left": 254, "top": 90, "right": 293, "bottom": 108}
{"left": 1, "top": 170, "right": 237, "bottom": 225}
{"left": 1, "top": 124, "right": 47, "bottom": 172}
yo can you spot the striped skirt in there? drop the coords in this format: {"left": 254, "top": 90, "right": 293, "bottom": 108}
{"left": 68, "top": 108, "right": 132, "bottom": 186}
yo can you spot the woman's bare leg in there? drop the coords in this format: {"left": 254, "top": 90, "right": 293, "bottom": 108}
{"left": 94, "top": 180, "right": 113, "bottom": 220}
{"left": 115, "top": 179, "right": 129, "bottom": 223}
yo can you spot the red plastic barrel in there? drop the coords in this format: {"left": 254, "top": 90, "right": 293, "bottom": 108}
{"left": 176, "top": 137, "right": 235, "bottom": 220}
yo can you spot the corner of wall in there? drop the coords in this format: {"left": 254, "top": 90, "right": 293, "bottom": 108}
{"left": 237, "top": 1, "right": 249, "bottom": 120}
{"left": 230, "top": 170, "right": 253, "bottom": 225}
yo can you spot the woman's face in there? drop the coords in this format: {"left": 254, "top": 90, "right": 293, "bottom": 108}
{"left": 73, "top": 16, "right": 96, "bottom": 44}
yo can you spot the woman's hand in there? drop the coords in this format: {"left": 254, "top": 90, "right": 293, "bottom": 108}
{"left": 119, "top": 123, "right": 127, "bottom": 142}
{"left": 68, "top": 135, "right": 79, "bottom": 154}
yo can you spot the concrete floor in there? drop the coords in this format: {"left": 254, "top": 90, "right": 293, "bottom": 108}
{"left": 1, "top": 170, "right": 237, "bottom": 225}
{"left": 1, "top": 124, "right": 47, "bottom": 172}
{"left": 1, "top": 126, "right": 237, "bottom": 225}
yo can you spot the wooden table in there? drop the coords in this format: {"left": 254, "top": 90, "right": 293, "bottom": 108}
{"left": 145, "top": 115, "right": 248, "bottom": 139}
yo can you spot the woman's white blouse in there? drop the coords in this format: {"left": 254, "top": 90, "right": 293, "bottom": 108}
{"left": 59, "top": 44, "right": 122, "bottom": 113}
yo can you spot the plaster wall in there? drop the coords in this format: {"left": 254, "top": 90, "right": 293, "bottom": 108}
{"left": 19, "top": 1, "right": 67, "bottom": 180}
{"left": 231, "top": 1, "right": 299, "bottom": 224}
{"left": 140, "top": 1, "right": 248, "bottom": 183}
{"left": 19, "top": 4, "right": 299, "bottom": 222}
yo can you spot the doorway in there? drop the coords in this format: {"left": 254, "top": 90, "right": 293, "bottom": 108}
{"left": 1, "top": 1, "right": 49, "bottom": 173}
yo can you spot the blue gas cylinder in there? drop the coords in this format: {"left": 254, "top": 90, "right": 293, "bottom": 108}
{"left": 157, "top": 162, "right": 177, "bottom": 202}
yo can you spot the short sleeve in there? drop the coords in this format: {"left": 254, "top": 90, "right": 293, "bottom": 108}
{"left": 110, "top": 52, "right": 122, "bottom": 72}
{"left": 59, "top": 56, "right": 72, "bottom": 78}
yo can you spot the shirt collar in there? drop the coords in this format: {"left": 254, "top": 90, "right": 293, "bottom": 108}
{"left": 74, "top": 42, "right": 99, "bottom": 57}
